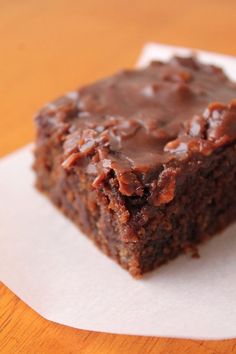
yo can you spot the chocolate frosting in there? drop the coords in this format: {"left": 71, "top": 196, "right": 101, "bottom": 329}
{"left": 36, "top": 57, "right": 236, "bottom": 200}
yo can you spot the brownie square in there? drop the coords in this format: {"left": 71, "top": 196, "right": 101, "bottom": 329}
{"left": 34, "top": 57, "right": 236, "bottom": 277}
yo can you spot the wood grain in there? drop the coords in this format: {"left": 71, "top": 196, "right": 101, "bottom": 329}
{"left": 1, "top": 0, "right": 236, "bottom": 352}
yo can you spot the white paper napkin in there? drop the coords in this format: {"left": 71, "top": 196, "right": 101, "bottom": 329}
{"left": 1, "top": 44, "right": 236, "bottom": 339}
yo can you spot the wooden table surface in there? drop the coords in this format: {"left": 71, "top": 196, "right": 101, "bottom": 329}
{"left": 1, "top": 1, "right": 236, "bottom": 352}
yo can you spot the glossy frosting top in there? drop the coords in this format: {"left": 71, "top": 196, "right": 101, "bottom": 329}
{"left": 37, "top": 57, "right": 236, "bottom": 197}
